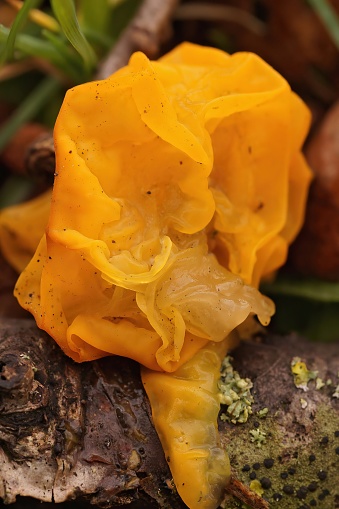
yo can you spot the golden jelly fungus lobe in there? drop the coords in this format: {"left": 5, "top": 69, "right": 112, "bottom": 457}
{"left": 0, "top": 43, "right": 313, "bottom": 509}
{"left": 10, "top": 43, "right": 311, "bottom": 367}
{"left": 142, "top": 340, "right": 231, "bottom": 509}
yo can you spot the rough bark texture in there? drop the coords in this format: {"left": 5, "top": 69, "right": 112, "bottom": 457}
{"left": 0, "top": 319, "right": 186, "bottom": 509}
{"left": 0, "top": 319, "right": 338, "bottom": 508}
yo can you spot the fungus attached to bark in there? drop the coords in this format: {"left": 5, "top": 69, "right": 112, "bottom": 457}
{"left": 0, "top": 43, "right": 312, "bottom": 509}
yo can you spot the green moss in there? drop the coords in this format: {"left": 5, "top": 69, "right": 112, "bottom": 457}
{"left": 221, "top": 404, "right": 339, "bottom": 508}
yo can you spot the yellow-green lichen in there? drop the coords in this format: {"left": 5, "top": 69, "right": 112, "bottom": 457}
{"left": 218, "top": 356, "right": 254, "bottom": 424}
{"left": 249, "top": 428, "right": 267, "bottom": 447}
{"left": 256, "top": 408, "right": 269, "bottom": 419}
{"left": 291, "top": 356, "right": 318, "bottom": 391}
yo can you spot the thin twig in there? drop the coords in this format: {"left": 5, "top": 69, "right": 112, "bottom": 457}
{"left": 95, "top": 0, "right": 180, "bottom": 79}
{"left": 0, "top": 59, "right": 36, "bottom": 81}
{"left": 225, "top": 475, "right": 270, "bottom": 509}
{"left": 175, "top": 3, "right": 267, "bottom": 36}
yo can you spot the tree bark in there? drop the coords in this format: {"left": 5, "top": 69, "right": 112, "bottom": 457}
{"left": 0, "top": 318, "right": 186, "bottom": 509}
{"left": 0, "top": 319, "right": 338, "bottom": 508}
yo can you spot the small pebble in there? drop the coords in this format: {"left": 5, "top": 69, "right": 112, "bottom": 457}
{"left": 242, "top": 464, "right": 250, "bottom": 472}
{"left": 280, "top": 472, "right": 288, "bottom": 479}
{"left": 308, "top": 481, "right": 318, "bottom": 492}
{"left": 309, "top": 454, "right": 316, "bottom": 462}
{"left": 288, "top": 467, "right": 296, "bottom": 475}
{"left": 249, "top": 471, "right": 257, "bottom": 480}
{"left": 320, "top": 436, "right": 329, "bottom": 445}
{"left": 272, "top": 493, "right": 283, "bottom": 501}
{"left": 335, "top": 447, "right": 339, "bottom": 455}
{"left": 253, "top": 462, "right": 261, "bottom": 470}
{"left": 334, "top": 430, "right": 339, "bottom": 437}
{"left": 310, "top": 499, "right": 317, "bottom": 506}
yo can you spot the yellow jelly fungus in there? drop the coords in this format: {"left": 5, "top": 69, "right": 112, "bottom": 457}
{"left": 0, "top": 189, "right": 51, "bottom": 273}
{"left": 142, "top": 340, "right": 232, "bottom": 509}
{"left": 0, "top": 43, "right": 312, "bottom": 509}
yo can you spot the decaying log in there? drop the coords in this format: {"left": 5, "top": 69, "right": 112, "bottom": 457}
{"left": 0, "top": 319, "right": 338, "bottom": 508}
{"left": 0, "top": 318, "right": 186, "bottom": 508}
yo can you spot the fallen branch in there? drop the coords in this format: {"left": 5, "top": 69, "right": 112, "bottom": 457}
{"left": 226, "top": 476, "right": 269, "bottom": 509}
{"left": 96, "top": 0, "right": 180, "bottom": 80}
{"left": 174, "top": 3, "right": 266, "bottom": 36}
{"left": 0, "top": 318, "right": 338, "bottom": 508}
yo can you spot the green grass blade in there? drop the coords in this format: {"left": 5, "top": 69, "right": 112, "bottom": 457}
{"left": 42, "top": 29, "right": 88, "bottom": 81}
{"left": 308, "top": 0, "right": 339, "bottom": 50}
{"left": 0, "top": 26, "right": 82, "bottom": 83}
{"left": 0, "top": 76, "right": 60, "bottom": 153}
{"left": 50, "top": 0, "right": 97, "bottom": 72}
{"left": 80, "top": 0, "right": 110, "bottom": 34}
{"left": 261, "top": 276, "right": 339, "bottom": 303}
{"left": 0, "top": 0, "right": 43, "bottom": 65}
{"left": 269, "top": 295, "right": 339, "bottom": 342}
